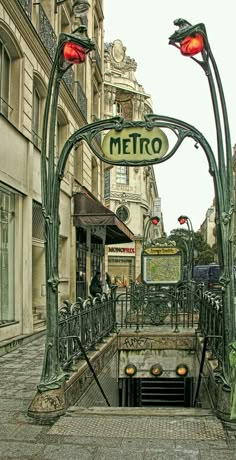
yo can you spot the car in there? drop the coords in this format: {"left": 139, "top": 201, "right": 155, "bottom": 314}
{"left": 193, "top": 265, "right": 209, "bottom": 285}
{"left": 207, "top": 264, "right": 221, "bottom": 291}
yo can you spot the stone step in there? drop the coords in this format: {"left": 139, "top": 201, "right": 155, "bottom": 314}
{"left": 67, "top": 406, "right": 214, "bottom": 418}
{"left": 33, "top": 319, "right": 46, "bottom": 330}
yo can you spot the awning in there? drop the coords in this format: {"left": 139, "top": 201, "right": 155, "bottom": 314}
{"left": 73, "top": 188, "right": 134, "bottom": 245}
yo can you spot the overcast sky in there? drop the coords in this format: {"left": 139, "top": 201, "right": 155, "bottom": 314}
{"left": 103, "top": 0, "right": 236, "bottom": 234}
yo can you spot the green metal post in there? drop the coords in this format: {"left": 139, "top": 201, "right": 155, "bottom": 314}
{"left": 169, "top": 19, "right": 235, "bottom": 385}
{"left": 28, "top": 27, "right": 95, "bottom": 422}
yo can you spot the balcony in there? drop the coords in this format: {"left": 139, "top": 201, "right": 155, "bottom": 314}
{"left": 76, "top": 81, "right": 87, "bottom": 120}
{"left": 18, "top": 0, "right": 32, "bottom": 19}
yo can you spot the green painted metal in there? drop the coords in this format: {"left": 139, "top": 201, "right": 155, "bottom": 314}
{"left": 36, "top": 17, "right": 234, "bottom": 417}
{"left": 169, "top": 19, "right": 235, "bottom": 385}
{"left": 39, "top": 26, "right": 95, "bottom": 393}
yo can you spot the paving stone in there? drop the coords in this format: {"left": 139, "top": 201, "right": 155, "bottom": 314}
{"left": 10, "top": 424, "right": 45, "bottom": 441}
{"left": 0, "top": 441, "right": 44, "bottom": 458}
{"left": 0, "top": 424, "right": 19, "bottom": 440}
{"left": 144, "top": 449, "right": 200, "bottom": 460}
{"left": 199, "top": 450, "right": 236, "bottom": 460}
{"left": 122, "top": 438, "right": 176, "bottom": 449}
{"left": 94, "top": 447, "right": 144, "bottom": 460}
{"left": 36, "top": 444, "right": 96, "bottom": 460}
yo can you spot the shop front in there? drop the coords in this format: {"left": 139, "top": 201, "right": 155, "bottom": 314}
{"left": 73, "top": 187, "right": 134, "bottom": 297}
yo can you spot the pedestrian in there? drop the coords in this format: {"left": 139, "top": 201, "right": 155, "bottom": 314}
{"left": 105, "top": 272, "right": 112, "bottom": 289}
{"left": 89, "top": 271, "right": 102, "bottom": 297}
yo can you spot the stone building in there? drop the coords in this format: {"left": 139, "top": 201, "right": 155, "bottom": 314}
{"left": 199, "top": 203, "right": 216, "bottom": 248}
{"left": 0, "top": 0, "right": 133, "bottom": 343}
{"left": 103, "top": 40, "right": 163, "bottom": 285}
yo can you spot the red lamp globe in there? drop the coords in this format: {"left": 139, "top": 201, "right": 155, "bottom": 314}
{"left": 63, "top": 43, "right": 86, "bottom": 64}
{"left": 179, "top": 217, "right": 187, "bottom": 225}
{"left": 151, "top": 218, "right": 159, "bottom": 226}
{"left": 180, "top": 33, "right": 204, "bottom": 56}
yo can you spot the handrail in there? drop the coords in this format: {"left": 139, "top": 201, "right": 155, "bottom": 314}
{"left": 61, "top": 335, "right": 110, "bottom": 407}
{"left": 193, "top": 334, "right": 222, "bottom": 407}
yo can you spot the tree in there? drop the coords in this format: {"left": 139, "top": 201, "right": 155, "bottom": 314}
{"left": 169, "top": 228, "right": 215, "bottom": 265}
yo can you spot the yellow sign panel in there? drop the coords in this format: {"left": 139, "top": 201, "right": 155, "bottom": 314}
{"left": 102, "top": 127, "right": 169, "bottom": 162}
{"left": 144, "top": 247, "right": 179, "bottom": 255}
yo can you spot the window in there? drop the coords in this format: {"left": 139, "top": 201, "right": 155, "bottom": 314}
{"left": 116, "top": 166, "right": 129, "bottom": 184}
{"left": 91, "top": 157, "right": 98, "bottom": 197}
{"left": 56, "top": 109, "right": 69, "bottom": 158}
{"left": 112, "top": 102, "right": 123, "bottom": 117}
{"left": 32, "top": 74, "right": 46, "bottom": 149}
{"left": 0, "top": 41, "right": 10, "bottom": 117}
{"left": 0, "top": 25, "right": 23, "bottom": 127}
{"left": 76, "top": 227, "right": 87, "bottom": 299}
{"left": 116, "top": 205, "right": 129, "bottom": 223}
{"left": 0, "top": 187, "right": 15, "bottom": 325}
{"left": 32, "top": 87, "right": 40, "bottom": 147}
{"left": 91, "top": 235, "right": 103, "bottom": 277}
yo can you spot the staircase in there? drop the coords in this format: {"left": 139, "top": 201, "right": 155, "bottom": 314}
{"left": 33, "top": 306, "right": 46, "bottom": 331}
{"left": 140, "top": 378, "right": 186, "bottom": 407}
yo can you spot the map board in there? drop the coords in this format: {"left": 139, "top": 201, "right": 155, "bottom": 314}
{"left": 141, "top": 247, "right": 182, "bottom": 284}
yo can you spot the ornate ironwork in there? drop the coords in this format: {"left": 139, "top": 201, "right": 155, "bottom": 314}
{"left": 18, "top": 0, "right": 32, "bottom": 19}
{"left": 76, "top": 81, "right": 87, "bottom": 120}
{"left": 58, "top": 294, "right": 115, "bottom": 370}
{"left": 116, "top": 282, "right": 201, "bottom": 331}
{"left": 62, "top": 67, "right": 74, "bottom": 94}
{"left": 169, "top": 19, "right": 235, "bottom": 386}
{"left": 38, "top": 4, "right": 57, "bottom": 60}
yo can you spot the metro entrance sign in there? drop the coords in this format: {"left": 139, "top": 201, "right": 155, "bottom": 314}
{"left": 102, "top": 126, "right": 169, "bottom": 162}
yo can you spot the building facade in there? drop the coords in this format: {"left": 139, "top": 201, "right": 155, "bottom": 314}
{"left": 199, "top": 203, "right": 216, "bottom": 248}
{"left": 103, "top": 40, "right": 163, "bottom": 286}
{"left": 0, "top": 0, "right": 133, "bottom": 342}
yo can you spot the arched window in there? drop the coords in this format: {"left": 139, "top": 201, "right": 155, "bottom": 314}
{"left": 56, "top": 108, "right": 69, "bottom": 158}
{"left": 0, "top": 41, "right": 10, "bottom": 117}
{"left": 0, "top": 23, "right": 23, "bottom": 127}
{"left": 32, "top": 73, "right": 47, "bottom": 149}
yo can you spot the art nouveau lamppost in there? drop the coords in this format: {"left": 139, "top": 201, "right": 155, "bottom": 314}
{"left": 142, "top": 216, "right": 161, "bottom": 250}
{"left": 178, "top": 215, "right": 194, "bottom": 279}
{"left": 28, "top": 25, "right": 95, "bottom": 421}
{"left": 169, "top": 18, "right": 235, "bottom": 390}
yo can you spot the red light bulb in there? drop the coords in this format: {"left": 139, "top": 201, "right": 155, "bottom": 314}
{"left": 151, "top": 218, "right": 159, "bottom": 225}
{"left": 180, "top": 34, "right": 204, "bottom": 56}
{"left": 179, "top": 218, "right": 187, "bottom": 225}
{"left": 63, "top": 43, "right": 86, "bottom": 64}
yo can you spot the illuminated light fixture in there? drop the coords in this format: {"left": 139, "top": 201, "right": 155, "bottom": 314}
{"left": 150, "top": 364, "right": 163, "bottom": 377}
{"left": 176, "top": 364, "right": 189, "bottom": 377}
{"left": 180, "top": 34, "right": 204, "bottom": 56}
{"left": 124, "top": 364, "right": 137, "bottom": 376}
{"left": 151, "top": 216, "right": 160, "bottom": 226}
{"left": 178, "top": 215, "right": 187, "bottom": 225}
{"left": 63, "top": 43, "right": 86, "bottom": 64}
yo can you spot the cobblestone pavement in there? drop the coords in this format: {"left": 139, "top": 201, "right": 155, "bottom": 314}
{"left": 0, "top": 337, "right": 236, "bottom": 459}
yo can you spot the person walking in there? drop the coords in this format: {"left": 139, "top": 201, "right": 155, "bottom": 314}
{"left": 89, "top": 271, "right": 103, "bottom": 297}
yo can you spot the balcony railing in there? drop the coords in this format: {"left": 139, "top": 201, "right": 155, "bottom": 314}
{"left": 38, "top": 4, "right": 57, "bottom": 61}
{"left": 18, "top": 0, "right": 32, "bottom": 19}
{"left": 76, "top": 81, "right": 87, "bottom": 120}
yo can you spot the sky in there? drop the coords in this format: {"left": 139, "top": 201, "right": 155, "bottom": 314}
{"left": 103, "top": 0, "right": 236, "bottom": 234}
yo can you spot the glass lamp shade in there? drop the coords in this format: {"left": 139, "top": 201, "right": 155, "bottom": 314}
{"left": 63, "top": 43, "right": 86, "bottom": 64}
{"left": 151, "top": 218, "right": 159, "bottom": 225}
{"left": 178, "top": 216, "right": 187, "bottom": 225}
{"left": 180, "top": 34, "right": 204, "bottom": 56}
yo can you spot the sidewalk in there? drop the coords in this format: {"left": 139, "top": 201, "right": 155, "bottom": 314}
{"left": 0, "top": 337, "right": 236, "bottom": 459}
